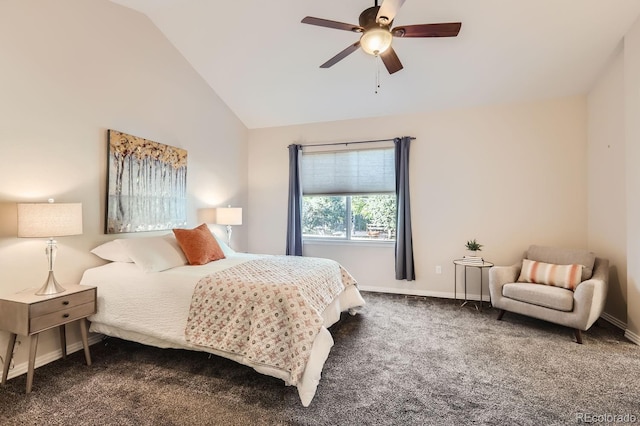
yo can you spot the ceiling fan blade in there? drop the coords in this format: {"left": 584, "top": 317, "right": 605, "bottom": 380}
{"left": 392, "top": 22, "right": 462, "bottom": 38}
{"left": 320, "top": 41, "right": 361, "bottom": 68}
{"left": 376, "top": 0, "right": 406, "bottom": 25}
{"left": 302, "top": 16, "right": 363, "bottom": 33}
{"left": 380, "top": 46, "right": 403, "bottom": 74}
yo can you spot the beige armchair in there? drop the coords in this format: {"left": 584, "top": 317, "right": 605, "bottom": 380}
{"left": 489, "top": 245, "right": 609, "bottom": 344}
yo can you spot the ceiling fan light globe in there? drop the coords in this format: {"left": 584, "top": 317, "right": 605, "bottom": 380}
{"left": 360, "top": 27, "right": 392, "bottom": 56}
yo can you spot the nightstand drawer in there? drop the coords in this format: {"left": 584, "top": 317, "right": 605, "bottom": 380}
{"left": 30, "top": 302, "right": 96, "bottom": 333}
{"left": 30, "top": 289, "right": 95, "bottom": 317}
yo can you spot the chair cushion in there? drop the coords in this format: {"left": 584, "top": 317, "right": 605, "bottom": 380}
{"left": 527, "top": 245, "right": 596, "bottom": 281}
{"left": 502, "top": 283, "right": 574, "bottom": 312}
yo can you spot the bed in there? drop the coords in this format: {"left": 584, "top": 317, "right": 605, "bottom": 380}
{"left": 79, "top": 231, "right": 365, "bottom": 407}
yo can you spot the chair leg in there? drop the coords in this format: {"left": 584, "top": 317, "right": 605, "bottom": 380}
{"left": 496, "top": 309, "right": 506, "bottom": 321}
{"left": 574, "top": 329, "right": 583, "bottom": 344}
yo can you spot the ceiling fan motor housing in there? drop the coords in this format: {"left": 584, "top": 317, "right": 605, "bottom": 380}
{"left": 359, "top": 6, "right": 392, "bottom": 30}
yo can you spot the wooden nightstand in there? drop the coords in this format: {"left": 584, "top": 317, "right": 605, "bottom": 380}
{"left": 0, "top": 284, "right": 96, "bottom": 393}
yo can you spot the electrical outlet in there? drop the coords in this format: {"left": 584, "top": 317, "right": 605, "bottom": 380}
{"left": 435, "top": 265, "right": 442, "bottom": 274}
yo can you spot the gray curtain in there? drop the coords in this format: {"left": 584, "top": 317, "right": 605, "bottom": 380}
{"left": 395, "top": 137, "right": 415, "bottom": 280}
{"left": 286, "top": 144, "right": 303, "bottom": 256}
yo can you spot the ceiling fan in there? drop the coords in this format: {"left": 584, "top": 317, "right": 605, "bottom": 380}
{"left": 301, "top": 0, "right": 461, "bottom": 74}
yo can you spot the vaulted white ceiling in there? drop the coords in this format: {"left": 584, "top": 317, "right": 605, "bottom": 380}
{"left": 110, "top": 0, "right": 640, "bottom": 129}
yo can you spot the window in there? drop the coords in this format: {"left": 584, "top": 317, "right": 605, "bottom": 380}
{"left": 301, "top": 147, "right": 396, "bottom": 242}
{"left": 302, "top": 194, "right": 396, "bottom": 240}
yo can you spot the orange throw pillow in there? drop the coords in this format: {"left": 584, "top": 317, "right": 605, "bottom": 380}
{"left": 173, "top": 223, "right": 226, "bottom": 265}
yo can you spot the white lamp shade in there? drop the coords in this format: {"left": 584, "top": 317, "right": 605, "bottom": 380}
{"left": 197, "top": 208, "right": 217, "bottom": 224}
{"left": 216, "top": 207, "right": 242, "bottom": 226}
{"left": 18, "top": 202, "right": 83, "bottom": 237}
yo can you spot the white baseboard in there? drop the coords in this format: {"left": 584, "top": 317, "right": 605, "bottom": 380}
{"left": 358, "top": 286, "right": 491, "bottom": 302}
{"left": 600, "top": 312, "right": 626, "bottom": 330}
{"left": 597, "top": 313, "right": 640, "bottom": 346}
{"left": 6, "top": 334, "right": 103, "bottom": 380}
{"left": 358, "top": 285, "right": 449, "bottom": 298}
{"left": 624, "top": 329, "right": 640, "bottom": 345}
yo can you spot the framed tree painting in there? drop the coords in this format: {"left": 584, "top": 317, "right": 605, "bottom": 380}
{"left": 106, "top": 129, "right": 187, "bottom": 234}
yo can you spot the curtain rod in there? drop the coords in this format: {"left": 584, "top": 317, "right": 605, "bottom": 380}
{"left": 289, "top": 136, "right": 415, "bottom": 149}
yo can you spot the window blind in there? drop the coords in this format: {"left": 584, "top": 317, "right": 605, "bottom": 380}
{"left": 301, "top": 147, "right": 395, "bottom": 195}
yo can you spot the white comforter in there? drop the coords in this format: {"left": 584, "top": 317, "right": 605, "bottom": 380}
{"left": 80, "top": 253, "right": 365, "bottom": 406}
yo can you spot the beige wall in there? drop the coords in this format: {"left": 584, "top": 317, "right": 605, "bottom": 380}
{"left": 624, "top": 16, "right": 640, "bottom": 344}
{"left": 0, "top": 1, "right": 248, "bottom": 371}
{"left": 587, "top": 49, "right": 628, "bottom": 328}
{"left": 248, "top": 97, "right": 589, "bottom": 299}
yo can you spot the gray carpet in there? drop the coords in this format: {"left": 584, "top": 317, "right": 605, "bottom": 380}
{"left": 1, "top": 292, "right": 638, "bottom": 425}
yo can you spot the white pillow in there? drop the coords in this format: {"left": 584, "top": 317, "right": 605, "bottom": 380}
{"left": 91, "top": 240, "right": 133, "bottom": 263}
{"left": 213, "top": 233, "right": 236, "bottom": 256}
{"left": 119, "top": 234, "right": 188, "bottom": 273}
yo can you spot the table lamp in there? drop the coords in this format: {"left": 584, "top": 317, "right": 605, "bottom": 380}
{"left": 215, "top": 205, "right": 242, "bottom": 248}
{"left": 17, "top": 199, "right": 83, "bottom": 295}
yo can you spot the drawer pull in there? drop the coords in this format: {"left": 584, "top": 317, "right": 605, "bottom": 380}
{"left": 62, "top": 313, "right": 70, "bottom": 318}
{"left": 62, "top": 301, "right": 70, "bottom": 306}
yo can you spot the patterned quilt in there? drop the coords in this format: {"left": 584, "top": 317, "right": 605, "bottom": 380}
{"left": 184, "top": 256, "right": 357, "bottom": 384}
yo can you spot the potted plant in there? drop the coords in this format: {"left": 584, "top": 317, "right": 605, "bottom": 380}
{"left": 465, "top": 239, "right": 483, "bottom": 256}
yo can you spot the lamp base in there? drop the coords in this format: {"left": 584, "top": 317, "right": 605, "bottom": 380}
{"left": 226, "top": 224, "right": 233, "bottom": 249}
{"left": 35, "top": 271, "right": 66, "bottom": 296}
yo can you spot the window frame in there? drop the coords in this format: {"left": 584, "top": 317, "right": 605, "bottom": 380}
{"left": 300, "top": 144, "right": 396, "bottom": 244}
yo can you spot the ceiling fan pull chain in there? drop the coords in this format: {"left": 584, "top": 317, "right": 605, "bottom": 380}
{"left": 375, "top": 55, "right": 381, "bottom": 94}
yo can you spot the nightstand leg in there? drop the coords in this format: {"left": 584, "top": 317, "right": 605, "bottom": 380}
{"left": 26, "top": 333, "right": 39, "bottom": 393}
{"left": 59, "top": 325, "right": 67, "bottom": 360}
{"left": 2, "top": 333, "right": 16, "bottom": 385}
{"left": 79, "top": 318, "right": 92, "bottom": 366}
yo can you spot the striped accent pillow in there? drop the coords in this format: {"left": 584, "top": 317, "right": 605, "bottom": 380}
{"left": 517, "top": 259, "right": 583, "bottom": 291}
